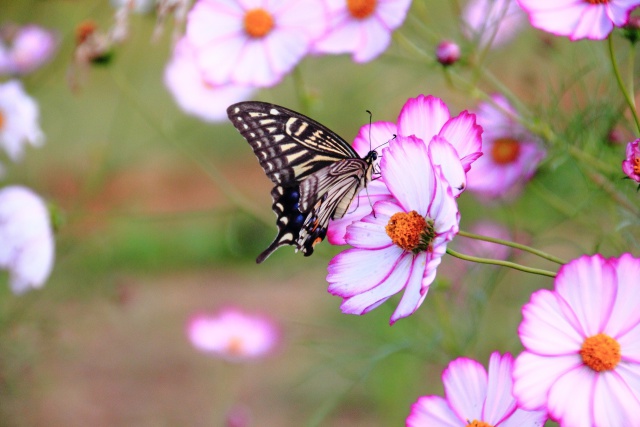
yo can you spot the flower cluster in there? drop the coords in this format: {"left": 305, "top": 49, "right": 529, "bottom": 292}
{"left": 165, "top": 0, "right": 412, "bottom": 121}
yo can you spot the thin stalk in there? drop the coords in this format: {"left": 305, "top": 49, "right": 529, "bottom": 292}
{"left": 457, "top": 230, "right": 567, "bottom": 264}
{"left": 608, "top": 34, "right": 640, "bottom": 134}
{"left": 446, "top": 248, "right": 557, "bottom": 278}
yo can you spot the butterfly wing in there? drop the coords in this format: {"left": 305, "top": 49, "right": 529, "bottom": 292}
{"left": 227, "top": 101, "right": 359, "bottom": 185}
{"left": 227, "top": 102, "right": 373, "bottom": 263}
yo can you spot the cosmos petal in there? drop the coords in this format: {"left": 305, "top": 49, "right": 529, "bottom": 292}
{"left": 483, "top": 353, "right": 517, "bottom": 425}
{"left": 406, "top": 396, "right": 461, "bottom": 427}
{"left": 443, "top": 357, "right": 487, "bottom": 422}
{"left": 592, "top": 372, "right": 640, "bottom": 427}
{"left": 547, "top": 366, "right": 596, "bottom": 426}
{"left": 437, "top": 111, "right": 483, "bottom": 172}
{"left": 390, "top": 252, "right": 429, "bottom": 324}
{"left": 606, "top": 254, "right": 640, "bottom": 337}
{"left": 429, "top": 136, "right": 466, "bottom": 197}
{"left": 397, "top": 95, "right": 451, "bottom": 144}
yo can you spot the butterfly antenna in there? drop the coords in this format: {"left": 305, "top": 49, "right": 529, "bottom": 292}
{"left": 366, "top": 109, "right": 374, "bottom": 152}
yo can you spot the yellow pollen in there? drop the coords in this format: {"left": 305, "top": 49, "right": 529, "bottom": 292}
{"left": 633, "top": 156, "right": 640, "bottom": 174}
{"left": 244, "top": 8, "right": 274, "bottom": 38}
{"left": 347, "top": 0, "right": 377, "bottom": 19}
{"left": 491, "top": 137, "right": 521, "bottom": 165}
{"left": 580, "top": 333, "right": 621, "bottom": 372}
{"left": 465, "top": 421, "right": 494, "bottom": 427}
{"left": 226, "top": 336, "right": 245, "bottom": 355}
{"left": 385, "top": 210, "right": 433, "bottom": 252}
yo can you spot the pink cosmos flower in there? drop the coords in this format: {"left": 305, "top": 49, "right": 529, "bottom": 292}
{"left": 516, "top": 0, "right": 640, "bottom": 40}
{"left": 0, "top": 186, "right": 55, "bottom": 294}
{"left": 466, "top": 94, "right": 545, "bottom": 199}
{"left": 513, "top": 254, "right": 640, "bottom": 426}
{"left": 165, "top": 38, "right": 255, "bottom": 123}
{"left": 328, "top": 95, "right": 482, "bottom": 245}
{"left": 0, "top": 24, "right": 58, "bottom": 75}
{"left": 186, "top": 0, "right": 327, "bottom": 87}
{"left": 312, "top": 0, "right": 412, "bottom": 63}
{"left": 0, "top": 80, "right": 45, "bottom": 166}
{"left": 326, "top": 135, "right": 460, "bottom": 324}
{"left": 622, "top": 138, "right": 640, "bottom": 182}
{"left": 407, "top": 352, "right": 547, "bottom": 426}
{"left": 462, "top": 0, "right": 526, "bottom": 48}
{"left": 187, "top": 307, "right": 280, "bottom": 361}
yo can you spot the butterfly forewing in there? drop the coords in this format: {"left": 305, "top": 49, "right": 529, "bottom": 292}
{"left": 227, "top": 102, "right": 359, "bottom": 185}
{"left": 227, "top": 101, "right": 376, "bottom": 263}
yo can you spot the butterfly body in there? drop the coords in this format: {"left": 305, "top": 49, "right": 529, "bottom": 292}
{"left": 227, "top": 101, "right": 377, "bottom": 263}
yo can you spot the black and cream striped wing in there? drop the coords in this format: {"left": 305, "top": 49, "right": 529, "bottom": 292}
{"left": 226, "top": 101, "right": 359, "bottom": 185}
{"left": 226, "top": 101, "right": 376, "bottom": 264}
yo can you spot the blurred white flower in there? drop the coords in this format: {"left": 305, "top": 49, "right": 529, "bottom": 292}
{"left": 0, "top": 80, "right": 45, "bottom": 163}
{"left": 164, "top": 38, "right": 254, "bottom": 122}
{"left": 0, "top": 186, "right": 55, "bottom": 294}
{"left": 0, "top": 24, "right": 58, "bottom": 75}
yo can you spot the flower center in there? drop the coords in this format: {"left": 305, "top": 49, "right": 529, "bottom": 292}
{"left": 586, "top": 0, "right": 608, "bottom": 4}
{"left": 491, "top": 137, "right": 521, "bottom": 164}
{"left": 466, "top": 421, "right": 494, "bottom": 427}
{"left": 633, "top": 156, "right": 640, "bottom": 174}
{"left": 0, "top": 110, "right": 5, "bottom": 131}
{"left": 244, "top": 8, "right": 274, "bottom": 38}
{"left": 227, "top": 336, "right": 245, "bottom": 355}
{"left": 347, "top": 0, "right": 377, "bottom": 19}
{"left": 385, "top": 210, "right": 434, "bottom": 253}
{"left": 580, "top": 333, "right": 621, "bottom": 372}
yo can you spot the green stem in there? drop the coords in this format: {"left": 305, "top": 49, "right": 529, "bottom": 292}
{"left": 457, "top": 230, "right": 567, "bottom": 264}
{"left": 446, "top": 248, "right": 558, "bottom": 278}
{"left": 608, "top": 34, "right": 640, "bottom": 134}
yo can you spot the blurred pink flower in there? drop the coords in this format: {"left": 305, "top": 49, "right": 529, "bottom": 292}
{"left": 187, "top": 307, "right": 280, "bottom": 361}
{"left": 186, "top": 0, "right": 327, "bottom": 87}
{"left": 0, "top": 186, "right": 55, "bottom": 294}
{"left": 466, "top": 94, "right": 545, "bottom": 199}
{"left": 513, "top": 254, "right": 640, "bottom": 426}
{"left": 622, "top": 138, "right": 640, "bottom": 182}
{"left": 435, "top": 40, "right": 460, "bottom": 66}
{"left": 0, "top": 24, "right": 58, "bottom": 75}
{"left": 0, "top": 80, "right": 44, "bottom": 166}
{"left": 312, "top": 0, "right": 412, "bottom": 63}
{"left": 462, "top": 0, "right": 526, "bottom": 48}
{"left": 327, "top": 135, "right": 459, "bottom": 324}
{"left": 461, "top": 221, "right": 512, "bottom": 260}
{"left": 407, "top": 352, "right": 547, "bottom": 426}
{"left": 164, "top": 38, "right": 254, "bottom": 123}
{"left": 328, "top": 95, "right": 482, "bottom": 245}
{"left": 516, "top": 0, "right": 640, "bottom": 40}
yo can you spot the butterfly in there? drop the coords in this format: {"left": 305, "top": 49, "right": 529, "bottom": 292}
{"left": 227, "top": 101, "right": 378, "bottom": 263}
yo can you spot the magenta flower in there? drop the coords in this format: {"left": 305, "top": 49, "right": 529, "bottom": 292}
{"left": 466, "top": 94, "right": 545, "bottom": 199}
{"left": 516, "top": 0, "right": 640, "bottom": 40}
{"left": 462, "top": 0, "right": 526, "bottom": 48}
{"left": 513, "top": 254, "right": 640, "bottom": 426}
{"left": 312, "top": 0, "right": 412, "bottom": 63}
{"left": 328, "top": 95, "right": 482, "bottom": 245}
{"left": 187, "top": 307, "right": 280, "bottom": 361}
{"left": 0, "top": 24, "right": 58, "bottom": 75}
{"left": 622, "top": 138, "right": 640, "bottom": 182}
{"left": 164, "top": 38, "right": 254, "bottom": 123}
{"left": 0, "top": 186, "right": 55, "bottom": 294}
{"left": 435, "top": 40, "right": 461, "bottom": 66}
{"left": 327, "top": 135, "right": 459, "bottom": 324}
{"left": 186, "top": 0, "right": 327, "bottom": 87}
{"left": 407, "top": 352, "right": 547, "bottom": 426}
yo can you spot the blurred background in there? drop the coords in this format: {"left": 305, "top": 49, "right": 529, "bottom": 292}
{"left": 0, "top": 0, "right": 637, "bottom": 425}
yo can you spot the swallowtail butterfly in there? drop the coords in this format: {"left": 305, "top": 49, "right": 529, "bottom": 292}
{"left": 227, "top": 101, "right": 378, "bottom": 263}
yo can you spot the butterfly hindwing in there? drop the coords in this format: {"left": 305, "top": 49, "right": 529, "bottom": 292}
{"left": 227, "top": 101, "right": 377, "bottom": 263}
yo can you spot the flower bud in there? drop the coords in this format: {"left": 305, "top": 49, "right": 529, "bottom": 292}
{"left": 436, "top": 40, "right": 460, "bottom": 66}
